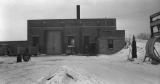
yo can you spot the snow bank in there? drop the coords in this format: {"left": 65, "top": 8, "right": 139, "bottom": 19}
{"left": 39, "top": 65, "right": 105, "bottom": 84}
{"left": 98, "top": 39, "right": 148, "bottom": 64}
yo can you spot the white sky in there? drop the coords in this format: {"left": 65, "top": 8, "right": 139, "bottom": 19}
{"left": 0, "top": 0, "right": 160, "bottom": 41}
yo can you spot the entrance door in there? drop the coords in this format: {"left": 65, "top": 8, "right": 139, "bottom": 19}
{"left": 46, "top": 31, "right": 62, "bottom": 54}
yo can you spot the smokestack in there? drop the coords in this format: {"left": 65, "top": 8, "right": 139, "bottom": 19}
{"left": 77, "top": 5, "right": 80, "bottom": 19}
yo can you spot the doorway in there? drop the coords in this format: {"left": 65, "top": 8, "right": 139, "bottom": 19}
{"left": 46, "top": 31, "right": 62, "bottom": 54}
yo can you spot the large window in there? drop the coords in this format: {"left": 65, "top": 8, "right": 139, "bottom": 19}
{"left": 32, "top": 37, "right": 39, "bottom": 46}
{"left": 108, "top": 39, "right": 113, "bottom": 49}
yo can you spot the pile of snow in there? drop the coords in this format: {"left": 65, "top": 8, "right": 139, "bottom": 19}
{"left": 39, "top": 66, "right": 105, "bottom": 84}
{"left": 98, "top": 39, "right": 150, "bottom": 64}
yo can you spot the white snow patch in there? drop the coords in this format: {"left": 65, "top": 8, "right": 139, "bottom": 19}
{"left": 38, "top": 65, "right": 105, "bottom": 84}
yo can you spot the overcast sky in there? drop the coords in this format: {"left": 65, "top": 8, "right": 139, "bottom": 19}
{"left": 0, "top": 0, "right": 160, "bottom": 41}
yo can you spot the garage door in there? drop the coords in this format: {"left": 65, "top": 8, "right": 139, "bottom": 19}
{"left": 46, "top": 31, "right": 62, "bottom": 54}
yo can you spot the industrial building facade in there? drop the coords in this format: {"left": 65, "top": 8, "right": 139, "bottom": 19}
{"left": 28, "top": 19, "right": 125, "bottom": 55}
{"left": 27, "top": 5, "right": 125, "bottom": 55}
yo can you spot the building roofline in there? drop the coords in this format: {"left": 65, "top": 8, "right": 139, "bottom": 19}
{"left": 27, "top": 18, "right": 116, "bottom": 21}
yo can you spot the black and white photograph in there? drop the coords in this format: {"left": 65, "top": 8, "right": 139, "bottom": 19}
{"left": 0, "top": 0, "right": 160, "bottom": 84}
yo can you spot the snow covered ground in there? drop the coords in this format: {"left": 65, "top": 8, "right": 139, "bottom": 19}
{"left": 0, "top": 40, "right": 160, "bottom": 84}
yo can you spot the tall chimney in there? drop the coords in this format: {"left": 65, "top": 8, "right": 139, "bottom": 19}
{"left": 77, "top": 5, "right": 80, "bottom": 19}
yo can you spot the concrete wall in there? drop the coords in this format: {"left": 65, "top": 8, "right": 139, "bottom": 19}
{"left": 99, "top": 39, "right": 125, "bottom": 54}
{"left": 98, "top": 30, "right": 125, "bottom": 54}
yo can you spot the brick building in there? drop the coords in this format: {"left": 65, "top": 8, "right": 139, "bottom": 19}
{"left": 27, "top": 5, "right": 125, "bottom": 55}
{"left": 0, "top": 41, "right": 27, "bottom": 56}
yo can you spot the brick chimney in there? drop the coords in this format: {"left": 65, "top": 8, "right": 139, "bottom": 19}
{"left": 77, "top": 5, "right": 80, "bottom": 19}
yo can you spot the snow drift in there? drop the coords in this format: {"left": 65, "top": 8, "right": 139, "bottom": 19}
{"left": 38, "top": 66, "right": 105, "bottom": 84}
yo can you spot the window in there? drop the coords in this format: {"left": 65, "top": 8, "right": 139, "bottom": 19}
{"left": 67, "top": 36, "right": 75, "bottom": 46}
{"left": 108, "top": 39, "right": 113, "bottom": 49}
{"left": 32, "top": 37, "right": 39, "bottom": 46}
